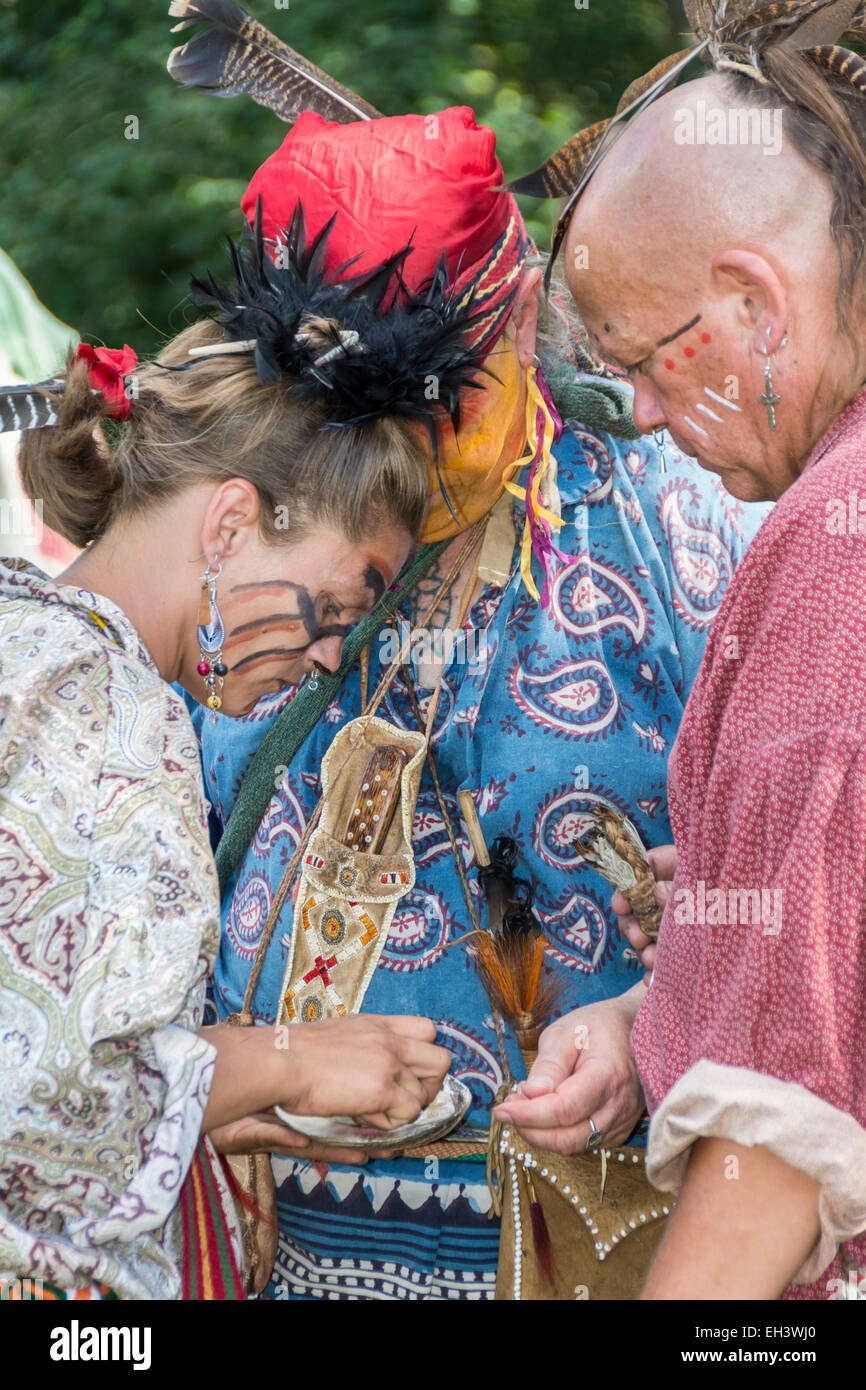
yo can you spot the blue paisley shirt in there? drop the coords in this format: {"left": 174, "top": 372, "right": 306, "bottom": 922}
{"left": 194, "top": 405, "right": 769, "bottom": 1299}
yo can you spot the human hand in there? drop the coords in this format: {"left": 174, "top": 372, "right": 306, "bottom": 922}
{"left": 208, "top": 1110, "right": 393, "bottom": 1163}
{"left": 493, "top": 993, "right": 645, "bottom": 1155}
{"left": 285, "top": 1014, "right": 451, "bottom": 1131}
{"left": 610, "top": 844, "right": 678, "bottom": 971}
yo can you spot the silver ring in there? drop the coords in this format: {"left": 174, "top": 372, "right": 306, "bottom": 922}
{"left": 585, "top": 1117, "right": 605, "bottom": 1153}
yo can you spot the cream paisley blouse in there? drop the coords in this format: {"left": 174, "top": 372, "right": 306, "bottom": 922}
{"left": 0, "top": 558, "right": 226, "bottom": 1299}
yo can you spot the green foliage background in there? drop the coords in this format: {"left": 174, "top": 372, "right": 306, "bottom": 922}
{"left": 0, "top": 0, "right": 686, "bottom": 357}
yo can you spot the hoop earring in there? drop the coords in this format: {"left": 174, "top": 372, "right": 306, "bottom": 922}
{"left": 305, "top": 660, "right": 326, "bottom": 693}
{"left": 196, "top": 555, "right": 227, "bottom": 714}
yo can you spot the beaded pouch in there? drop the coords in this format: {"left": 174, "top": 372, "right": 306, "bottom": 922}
{"left": 276, "top": 715, "right": 427, "bottom": 1025}
{"left": 493, "top": 1129, "right": 675, "bottom": 1300}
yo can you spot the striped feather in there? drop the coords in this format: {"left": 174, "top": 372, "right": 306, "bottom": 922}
{"left": 616, "top": 47, "right": 700, "bottom": 113}
{"left": 507, "top": 118, "right": 611, "bottom": 199}
{"left": 545, "top": 39, "right": 708, "bottom": 272}
{"left": 0, "top": 380, "right": 64, "bottom": 434}
{"left": 805, "top": 41, "right": 866, "bottom": 87}
{"left": 167, "top": 0, "right": 380, "bottom": 124}
{"left": 736, "top": 0, "right": 828, "bottom": 37}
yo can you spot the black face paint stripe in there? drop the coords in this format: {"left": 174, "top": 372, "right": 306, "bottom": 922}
{"left": 229, "top": 623, "right": 355, "bottom": 672}
{"left": 655, "top": 313, "right": 702, "bottom": 349}
{"left": 296, "top": 587, "right": 319, "bottom": 638}
{"left": 363, "top": 563, "right": 385, "bottom": 605}
{"left": 230, "top": 645, "right": 311, "bottom": 672}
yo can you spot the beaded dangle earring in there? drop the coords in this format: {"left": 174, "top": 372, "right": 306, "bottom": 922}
{"left": 197, "top": 556, "right": 228, "bottom": 715}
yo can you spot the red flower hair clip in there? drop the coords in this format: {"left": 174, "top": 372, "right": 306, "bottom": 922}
{"left": 75, "top": 343, "right": 138, "bottom": 420}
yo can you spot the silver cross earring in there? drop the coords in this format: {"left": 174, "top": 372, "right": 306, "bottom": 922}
{"left": 760, "top": 329, "right": 781, "bottom": 431}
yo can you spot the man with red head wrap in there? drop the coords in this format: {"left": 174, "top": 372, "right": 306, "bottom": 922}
{"left": 169, "top": 3, "right": 768, "bottom": 1299}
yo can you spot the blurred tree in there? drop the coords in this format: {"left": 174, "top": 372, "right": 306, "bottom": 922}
{"left": 0, "top": 0, "right": 683, "bottom": 357}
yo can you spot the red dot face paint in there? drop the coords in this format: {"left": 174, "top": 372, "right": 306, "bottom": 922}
{"left": 665, "top": 359, "right": 675, "bottom": 371}
{"left": 700, "top": 332, "right": 711, "bottom": 344}
{"left": 684, "top": 346, "right": 695, "bottom": 358}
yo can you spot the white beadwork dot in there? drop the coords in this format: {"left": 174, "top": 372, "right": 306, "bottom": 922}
{"left": 594, "top": 1242, "right": 602, "bottom": 1251}
{"left": 571, "top": 1196, "right": 578, "bottom": 1205}
{"left": 611, "top": 1234, "right": 619, "bottom": 1245}
{"left": 591, "top": 1226, "right": 599, "bottom": 1235}
{"left": 662, "top": 1205, "right": 670, "bottom": 1215}
{"left": 503, "top": 1130, "right": 511, "bottom": 1140}
{"left": 628, "top": 1220, "right": 636, "bottom": 1229}
{"left": 632, "top": 1154, "right": 639, "bottom": 1164}
{"left": 618, "top": 1152, "right": 625, "bottom": 1162}
{"left": 603, "top": 1243, "right": 611, "bottom": 1253}
{"left": 361, "top": 783, "right": 369, "bottom": 792}
{"left": 620, "top": 1228, "right": 627, "bottom": 1238}
{"left": 579, "top": 1205, "right": 587, "bottom": 1215}
{"left": 550, "top": 1175, "right": 557, "bottom": 1184}
{"left": 509, "top": 1146, "right": 515, "bottom": 1156}
{"left": 563, "top": 1186, "right": 570, "bottom": 1195}
{"left": 651, "top": 1210, "right": 658, "bottom": 1219}
{"left": 639, "top": 1213, "right": 647, "bottom": 1223}
{"left": 598, "top": 1252, "right": 606, "bottom": 1262}
{"left": 541, "top": 1168, "right": 548, "bottom": 1177}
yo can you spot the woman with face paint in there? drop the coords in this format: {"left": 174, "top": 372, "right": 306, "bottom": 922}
{"left": 0, "top": 229, "right": 466, "bottom": 1298}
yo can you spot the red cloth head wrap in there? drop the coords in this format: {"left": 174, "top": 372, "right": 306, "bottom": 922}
{"left": 241, "top": 106, "right": 529, "bottom": 355}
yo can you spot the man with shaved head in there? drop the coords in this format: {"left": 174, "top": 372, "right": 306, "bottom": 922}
{"left": 514, "top": 5, "right": 866, "bottom": 1301}
{"left": 567, "top": 73, "right": 852, "bottom": 507}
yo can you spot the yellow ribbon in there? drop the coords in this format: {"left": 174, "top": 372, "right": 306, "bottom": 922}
{"left": 501, "top": 366, "right": 563, "bottom": 602}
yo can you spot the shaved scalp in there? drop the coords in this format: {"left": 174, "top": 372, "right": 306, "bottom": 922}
{"left": 568, "top": 72, "right": 838, "bottom": 342}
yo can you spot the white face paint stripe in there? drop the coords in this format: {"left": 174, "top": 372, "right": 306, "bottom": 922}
{"left": 683, "top": 415, "right": 710, "bottom": 438}
{"left": 695, "top": 402, "right": 723, "bottom": 422}
{"left": 704, "top": 387, "right": 742, "bottom": 413}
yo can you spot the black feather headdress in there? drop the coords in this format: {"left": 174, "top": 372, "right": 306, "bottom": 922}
{"left": 188, "top": 197, "right": 493, "bottom": 441}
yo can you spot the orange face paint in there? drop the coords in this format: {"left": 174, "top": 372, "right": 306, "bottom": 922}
{"left": 419, "top": 337, "right": 528, "bottom": 542}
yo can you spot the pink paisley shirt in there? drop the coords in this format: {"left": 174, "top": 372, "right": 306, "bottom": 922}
{"left": 632, "top": 387, "right": 866, "bottom": 1301}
